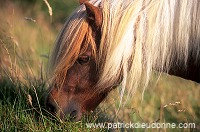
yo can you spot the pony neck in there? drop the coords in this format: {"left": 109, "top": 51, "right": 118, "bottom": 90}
{"left": 168, "top": 56, "right": 200, "bottom": 83}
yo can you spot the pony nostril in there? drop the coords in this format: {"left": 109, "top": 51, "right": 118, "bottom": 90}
{"left": 70, "top": 110, "right": 78, "bottom": 119}
{"left": 47, "top": 102, "right": 56, "bottom": 113}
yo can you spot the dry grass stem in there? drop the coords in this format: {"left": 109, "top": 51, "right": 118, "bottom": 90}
{"left": 43, "top": 0, "right": 52, "bottom": 16}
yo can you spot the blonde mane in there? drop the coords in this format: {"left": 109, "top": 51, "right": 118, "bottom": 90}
{"left": 50, "top": 0, "right": 200, "bottom": 100}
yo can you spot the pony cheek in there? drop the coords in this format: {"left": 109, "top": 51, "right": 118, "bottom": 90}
{"left": 83, "top": 92, "right": 108, "bottom": 111}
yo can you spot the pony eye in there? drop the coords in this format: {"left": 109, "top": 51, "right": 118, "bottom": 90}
{"left": 77, "top": 55, "right": 90, "bottom": 65}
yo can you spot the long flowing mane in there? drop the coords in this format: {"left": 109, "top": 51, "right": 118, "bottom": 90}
{"left": 50, "top": 0, "right": 200, "bottom": 100}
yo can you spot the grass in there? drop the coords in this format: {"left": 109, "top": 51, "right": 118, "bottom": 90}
{"left": 102, "top": 75, "right": 200, "bottom": 131}
{"left": 0, "top": 0, "right": 200, "bottom": 131}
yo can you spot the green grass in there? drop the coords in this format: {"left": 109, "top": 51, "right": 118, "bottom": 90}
{"left": 99, "top": 75, "right": 200, "bottom": 131}
{"left": 0, "top": 0, "right": 200, "bottom": 131}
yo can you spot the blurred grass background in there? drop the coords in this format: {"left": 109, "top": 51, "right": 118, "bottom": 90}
{"left": 0, "top": 0, "right": 199, "bottom": 131}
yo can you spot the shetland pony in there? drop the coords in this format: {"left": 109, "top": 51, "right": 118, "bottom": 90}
{"left": 46, "top": 0, "right": 200, "bottom": 121}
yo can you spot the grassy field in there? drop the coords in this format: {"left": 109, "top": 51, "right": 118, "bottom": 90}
{"left": 0, "top": 0, "right": 199, "bottom": 131}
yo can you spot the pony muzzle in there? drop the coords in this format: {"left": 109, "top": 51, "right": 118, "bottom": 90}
{"left": 46, "top": 96, "right": 82, "bottom": 121}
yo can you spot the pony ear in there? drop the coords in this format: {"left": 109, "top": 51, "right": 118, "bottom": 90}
{"left": 79, "top": 0, "right": 87, "bottom": 4}
{"left": 80, "top": 1, "right": 102, "bottom": 29}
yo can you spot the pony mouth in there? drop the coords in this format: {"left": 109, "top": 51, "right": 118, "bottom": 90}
{"left": 59, "top": 108, "right": 96, "bottom": 122}
{"left": 46, "top": 104, "right": 83, "bottom": 122}
{"left": 62, "top": 114, "right": 82, "bottom": 122}
{"left": 54, "top": 109, "right": 84, "bottom": 122}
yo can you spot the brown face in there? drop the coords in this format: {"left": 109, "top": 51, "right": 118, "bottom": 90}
{"left": 46, "top": 45, "right": 108, "bottom": 121}
{"left": 46, "top": 1, "right": 110, "bottom": 121}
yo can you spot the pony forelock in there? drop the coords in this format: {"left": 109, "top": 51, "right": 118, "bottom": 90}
{"left": 49, "top": 5, "right": 97, "bottom": 88}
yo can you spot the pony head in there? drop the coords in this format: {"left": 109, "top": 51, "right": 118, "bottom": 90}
{"left": 46, "top": 0, "right": 113, "bottom": 121}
